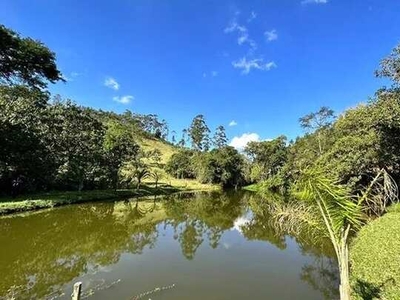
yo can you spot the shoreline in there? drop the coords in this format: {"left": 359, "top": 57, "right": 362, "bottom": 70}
{"left": 0, "top": 183, "right": 220, "bottom": 216}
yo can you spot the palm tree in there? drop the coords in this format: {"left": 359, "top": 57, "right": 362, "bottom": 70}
{"left": 273, "top": 168, "right": 397, "bottom": 300}
{"left": 134, "top": 168, "right": 151, "bottom": 190}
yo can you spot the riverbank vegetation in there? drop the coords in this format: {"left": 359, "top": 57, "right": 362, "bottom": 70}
{"left": 350, "top": 203, "right": 400, "bottom": 299}
{"left": 0, "top": 24, "right": 228, "bottom": 204}
{"left": 2, "top": 22, "right": 400, "bottom": 299}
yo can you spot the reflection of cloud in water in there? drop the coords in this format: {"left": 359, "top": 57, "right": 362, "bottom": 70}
{"left": 231, "top": 216, "right": 250, "bottom": 234}
{"left": 223, "top": 242, "right": 231, "bottom": 249}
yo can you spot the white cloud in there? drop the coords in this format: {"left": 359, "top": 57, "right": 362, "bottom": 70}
{"left": 229, "top": 133, "right": 260, "bottom": 150}
{"left": 104, "top": 77, "right": 120, "bottom": 90}
{"left": 113, "top": 95, "right": 134, "bottom": 104}
{"left": 203, "top": 71, "right": 218, "bottom": 78}
{"left": 265, "top": 29, "right": 278, "bottom": 42}
{"left": 229, "top": 120, "right": 238, "bottom": 127}
{"left": 232, "top": 57, "right": 277, "bottom": 74}
{"left": 247, "top": 11, "right": 257, "bottom": 23}
{"left": 224, "top": 20, "right": 257, "bottom": 50}
{"left": 231, "top": 216, "right": 251, "bottom": 234}
{"left": 301, "top": 0, "right": 328, "bottom": 4}
{"left": 62, "top": 71, "right": 81, "bottom": 82}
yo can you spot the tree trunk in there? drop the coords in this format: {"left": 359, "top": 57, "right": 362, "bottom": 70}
{"left": 339, "top": 243, "right": 350, "bottom": 300}
{"left": 338, "top": 230, "right": 351, "bottom": 300}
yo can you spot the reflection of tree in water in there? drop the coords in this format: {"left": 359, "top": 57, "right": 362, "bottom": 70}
{"left": 164, "top": 191, "right": 245, "bottom": 259}
{"left": 241, "top": 194, "right": 339, "bottom": 300}
{"left": 301, "top": 256, "right": 339, "bottom": 300}
{"left": 0, "top": 191, "right": 339, "bottom": 299}
{"left": 241, "top": 194, "right": 287, "bottom": 250}
{"left": 0, "top": 201, "right": 159, "bottom": 299}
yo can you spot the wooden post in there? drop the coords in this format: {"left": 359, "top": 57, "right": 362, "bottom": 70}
{"left": 72, "top": 282, "right": 82, "bottom": 300}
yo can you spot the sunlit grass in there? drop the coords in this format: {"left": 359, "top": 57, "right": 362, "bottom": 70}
{"left": 350, "top": 203, "right": 400, "bottom": 299}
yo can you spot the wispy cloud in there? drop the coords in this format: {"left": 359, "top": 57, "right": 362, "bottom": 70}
{"left": 113, "top": 95, "right": 133, "bottom": 104}
{"left": 232, "top": 57, "right": 276, "bottom": 75}
{"left": 229, "top": 133, "right": 260, "bottom": 150}
{"left": 301, "top": 0, "right": 328, "bottom": 4}
{"left": 229, "top": 120, "right": 238, "bottom": 127}
{"left": 265, "top": 29, "right": 278, "bottom": 42}
{"left": 224, "top": 19, "right": 257, "bottom": 51}
{"left": 203, "top": 71, "right": 218, "bottom": 78}
{"left": 247, "top": 11, "right": 257, "bottom": 23}
{"left": 104, "top": 77, "right": 120, "bottom": 91}
{"left": 62, "top": 71, "right": 81, "bottom": 82}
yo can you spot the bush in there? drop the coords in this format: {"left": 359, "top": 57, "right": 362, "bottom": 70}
{"left": 165, "top": 149, "right": 196, "bottom": 179}
{"left": 350, "top": 205, "right": 400, "bottom": 299}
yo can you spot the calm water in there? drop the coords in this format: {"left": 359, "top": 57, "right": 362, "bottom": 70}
{"left": 0, "top": 191, "right": 338, "bottom": 300}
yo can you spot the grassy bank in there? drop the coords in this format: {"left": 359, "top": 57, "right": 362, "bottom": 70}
{"left": 350, "top": 203, "right": 400, "bottom": 299}
{"left": 0, "top": 180, "right": 219, "bottom": 216}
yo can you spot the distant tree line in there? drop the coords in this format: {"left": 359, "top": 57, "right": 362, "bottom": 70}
{"left": 243, "top": 43, "right": 400, "bottom": 195}
{"left": 2, "top": 22, "right": 400, "bottom": 197}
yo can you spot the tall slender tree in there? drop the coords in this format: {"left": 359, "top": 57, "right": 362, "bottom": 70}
{"left": 188, "top": 114, "right": 210, "bottom": 151}
{"left": 213, "top": 125, "right": 228, "bottom": 149}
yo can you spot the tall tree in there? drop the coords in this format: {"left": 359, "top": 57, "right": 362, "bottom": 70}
{"left": 0, "top": 24, "right": 64, "bottom": 89}
{"left": 213, "top": 125, "right": 227, "bottom": 149}
{"left": 48, "top": 100, "right": 105, "bottom": 190}
{"left": 103, "top": 121, "right": 139, "bottom": 190}
{"left": 188, "top": 114, "right": 210, "bottom": 151}
{"left": 171, "top": 130, "right": 177, "bottom": 145}
{"left": 299, "top": 106, "right": 335, "bottom": 155}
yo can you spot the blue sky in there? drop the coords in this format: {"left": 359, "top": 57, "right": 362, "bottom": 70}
{"left": 2, "top": 0, "right": 400, "bottom": 148}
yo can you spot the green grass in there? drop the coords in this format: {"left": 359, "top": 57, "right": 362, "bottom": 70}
{"left": 0, "top": 184, "right": 180, "bottom": 215}
{"left": 242, "top": 183, "right": 262, "bottom": 192}
{"left": 0, "top": 138, "right": 220, "bottom": 216}
{"left": 350, "top": 203, "right": 400, "bottom": 299}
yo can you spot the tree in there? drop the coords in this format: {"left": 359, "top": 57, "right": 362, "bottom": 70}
{"left": 0, "top": 85, "right": 53, "bottom": 192}
{"left": 293, "top": 168, "right": 397, "bottom": 300}
{"left": 245, "top": 136, "right": 287, "bottom": 181}
{"left": 171, "top": 130, "right": 177, "bottom": 145}
{"left": 213, "top": 125, "right": 227, "bottom": 149}
{"left": 178, "top": 129, "right": 188, "bottom": 148}
{"left": 151, "top": 168, "right": 163, "bottom": 188}
{"left": 188, "top": 115, "right": 210, "bottom": 151}
{"left": 166, "top": 149, "right": 196, "bottom": 179}
{"left": 376, "top": 43, "right": 400, "bottom": 84}
{"left": 194, "top": 146, "right": 246, "bottom": 188}
{"left": 103, "top": 121, "right": 139, "bottom": 190}
{"left": 299, "top": 107, "right": 335, "bottom": 155}
{"left": 48, "top": 100, "right": 105, "bottom": 191}
{"left": 0, "top": 24, "right": 64, "bottom": 89}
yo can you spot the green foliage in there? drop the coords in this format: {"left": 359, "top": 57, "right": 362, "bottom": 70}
{"left": 213, "top": 125, "right": 227, "bottom": 149}
{"left": 166, "top": 146, "right": 246, "bottom": 188}
{"left": 292, "top": 168, "right": 397, "bottom": 300}
{"left": 376, "top": 44, "right": 400, "bottom": 84}
{"left": 245, "top": 135, "right": 288, "bottom": 182}
{"left": 350, "top": 207, "right": 400, "bottom": 299}
{"left": 188, "top": 114, "right": 210, "bottom": 151}
{"left": 104, "top": 120, "right": 140, "bottom": 189}
{"left": 195, "top": 146, "right": 245, "bottom": 188}
{"left": 0, "top": 24, "right": 63, "bottom": 89}
{"left": 165, "top": 149, "right": 196, "bottom": 179}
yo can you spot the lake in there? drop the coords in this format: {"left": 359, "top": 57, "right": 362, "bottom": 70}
{"left": 0, "top": 191, "right": 338, "bottom": 299}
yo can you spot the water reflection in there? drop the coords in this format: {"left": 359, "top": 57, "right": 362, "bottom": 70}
{"left": 0, "top": 191, "right": 338, "bottom": 299}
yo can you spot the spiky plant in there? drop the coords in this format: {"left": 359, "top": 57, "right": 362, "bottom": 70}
{"left": 293, "top": 168, "right": 397, "bottom": 300}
